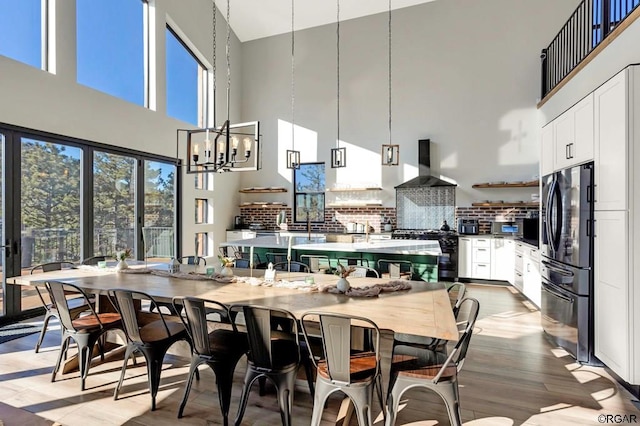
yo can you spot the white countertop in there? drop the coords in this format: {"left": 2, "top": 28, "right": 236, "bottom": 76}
{"left": 220, "top": 235, "right": 442, "bottom": 256}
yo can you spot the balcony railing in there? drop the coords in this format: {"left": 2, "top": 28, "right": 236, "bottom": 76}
{"left": 541, "top": 0, "right": 640, "bottom": 99}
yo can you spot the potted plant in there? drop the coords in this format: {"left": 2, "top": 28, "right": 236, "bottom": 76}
{"left": 218, "top": 255, "right": 235, "bottom": 277}
{"left": 115, "top": 248, "right": 132, "bottom": 271}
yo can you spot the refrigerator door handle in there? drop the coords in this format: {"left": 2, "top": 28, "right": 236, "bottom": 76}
{"left": 545, "top": 178, "right": 560, "bottom": 253}
{"left": 542, "top": 282, "right": 574, "bottom": 304}
{"left": 541, "top": 259, "right": 574, "bottom": 278}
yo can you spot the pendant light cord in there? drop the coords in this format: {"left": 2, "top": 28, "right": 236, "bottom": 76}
{"left": 291, "top": 0, "right": 295, "bottom": 151}
{"left": 336, "top": 0, "right": 340, "bottom": 149}
{"left": 226, "top": 0, "right": 231, "bottom": 121}
{"left": 211, "top": 1, "right": 217, "bottom": 128}
{"left": 388, "top": 0, "right": 392, "bottom": 145}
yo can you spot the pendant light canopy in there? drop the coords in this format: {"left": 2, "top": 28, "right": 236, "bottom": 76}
{"left": 182, "top": 0, "right": 261, "bottom": 174}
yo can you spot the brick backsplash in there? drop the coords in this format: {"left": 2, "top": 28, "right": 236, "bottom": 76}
{"left": 240, "top": 205, "right": 538, "bottom": 234}
{"left": 455, "top": 206, "right": 539, "bottom": 234}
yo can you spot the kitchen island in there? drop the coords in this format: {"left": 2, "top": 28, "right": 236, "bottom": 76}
{"left": 220, "top": 234, "right": 441, "bottom": 281}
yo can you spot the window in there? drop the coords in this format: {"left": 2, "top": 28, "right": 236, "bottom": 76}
{"left": 195, "top": 232, "right": 208, "bottom": 257}
{"left": 0, "top": 0, "right": 42, "bottom": 68}
{"left": 93, "top": 152, "right": 137, "bottom": 256}
{"left": 76, "top": 0, "right": 145, "bottom": 105}
{"left": 166, "top": 26, "right": 202, "bottom": 125}
{"left": 21, "top": 139, "right": 81, "bottom": 264}
{"left": 293, "top": 163, "right": 325, "bottom": 223}
{"left": 143, "top": 160, "right": 176, "bottom": 258}
{"left": 195, "top": 198, "right": 208, "bottom": 224}
{"left": 194, "top": 166, "right": 210, "bottom": 190}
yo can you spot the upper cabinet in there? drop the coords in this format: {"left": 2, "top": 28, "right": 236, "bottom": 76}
{"left": 540, "top": 123, "right": 554, "bottom": 177}
{"left": 553, "top": 93, "right": 594, "bottom": 171}
{"left": 594, "top": 69, "right": 628, "bottom": 211}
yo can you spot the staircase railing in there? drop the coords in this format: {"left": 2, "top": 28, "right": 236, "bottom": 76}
{"left": 541, "top": 0, "right": 640, "bottom": 100}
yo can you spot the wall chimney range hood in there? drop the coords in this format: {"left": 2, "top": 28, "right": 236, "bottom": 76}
{"left": 395, "top": 139, "right": 456, "bottom": 188}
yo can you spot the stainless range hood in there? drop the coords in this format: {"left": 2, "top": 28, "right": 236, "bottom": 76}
{"left": 395, "top": 139, "right": 456, "bottom": 188}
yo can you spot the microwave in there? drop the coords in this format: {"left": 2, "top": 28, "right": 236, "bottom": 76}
{"left": 491, "top": 221, "right": 520, "bottom": 236}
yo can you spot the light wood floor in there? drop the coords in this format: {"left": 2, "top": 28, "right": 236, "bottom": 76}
{"left": 0, "top": 283, "right": 638, "bottom": 426}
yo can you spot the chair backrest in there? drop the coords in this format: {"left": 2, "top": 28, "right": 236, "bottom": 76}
{"left": 266, "top": 252, "right": 288, "bottom": 264}
{"left": 350, "top": 266, "right": 379, "bottom": 278}
{"left": 338, "top": 257, "right": 369, "bottom": 267}
{"left": 109, "top": 289, "right": 172, "bottom": 344}
{"left": 30, "top": 262, "right": 76, "bottom": 274}
{"left": 45, "top": 281, "right": 98, "bottom": 332}
{"left": 447, "top": 282, "right": 466, "bottom": 315}
{"left": 179, "top": 256, "right": 206, "bottom": 266}
{"left": 300, "top": 311, "right": 381, "bottom": 385}
{"left": 377, "top": 259, "right": 413, "bottom": 279}
{"left": 234, "top": 258, "right": 251, "bottom": 268}
{"left": 173, "top": 296, "right": 232, "bottom": 357}
{"left": 433, "top": 297, "right": 479, "bottom": 383}
{"left": 272, "top": 261, "right": 310, "bottom": 273}
{"left": 229, "top": 304, "right": 300, "bottom": 370}
{"left": 81, "top": 255, "right": 107, "bottom": 265}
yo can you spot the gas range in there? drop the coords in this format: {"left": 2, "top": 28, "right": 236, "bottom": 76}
{"left": 391, "top": 229, "right": 458, "bottom": 241}
{"left": 392, "top": 229, "right": 459, "bottom": 281}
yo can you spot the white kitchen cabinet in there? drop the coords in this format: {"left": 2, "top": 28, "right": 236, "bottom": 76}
{"left": 522, "top": 247, "right": 541, "bottom": 308}
{"left": 541, "top": 123, "right": 555, "bottom": 177}
{"left": 491, "top": 238, "right": 515, "bottom": 282}
{"left": 554, "top": 93, "right": 594, "bottom": 170}
{"left": 594, "top": 210, "right": 629, "bottom": 379}
{"left": 226, "top": 230, "right": 257, "bottom": 241}
{"left": 594, "top": 68, "right": 628, "bottom": 211}
{"left": 458, "top": 237, "right": 472, "bottom": 279}
{"left": 513, "top": 243, "right": 524, "bottom": 292}
{"left": 471, "top": 238, "right": 491, "bottom": 279}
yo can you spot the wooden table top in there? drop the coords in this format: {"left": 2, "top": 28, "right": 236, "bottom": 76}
{"left": 9, "top": 266, "right": 458, "bottom": 341}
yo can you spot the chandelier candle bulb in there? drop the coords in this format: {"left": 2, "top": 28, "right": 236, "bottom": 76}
{"left": 192, "top": 144, "right": 199, "bottom": 163}
{"left": 287, "top": 236, "right": 292, "bottom": 261}
{"left": 249, "top": 246, "right": 254, "bottom": 269}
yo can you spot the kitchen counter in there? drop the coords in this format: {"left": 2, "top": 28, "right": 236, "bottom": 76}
{"left": 220, "top": 235, "right": 442, "bottom": 256}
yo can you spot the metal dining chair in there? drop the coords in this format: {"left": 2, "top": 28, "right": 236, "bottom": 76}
{"left": 31, "top": 262, "right": 94, "bottom": 353}
{"left": 300, "top": 311, "right": 385, "bottom": 426}
{"left": 350, "top": 266, "right": 380, "bottom": 278}
{"left": 47, "top": 281, "right": 123, "bottom": 391}
{"left": 272, "top": 261, "right": 310, "bottom": 273}
{"left": 109, "top": 289, "right": 190, "bottom": 411}
{"left": 377, "top": 259, "right": 414, "bottom": 280}
{"left": 386, "top": 298, "right": 480, "bottom": 426}
{"left": 172, "top": 297, "right": 248, "bottom": 424}
{"left": 229, "top": 304, "right": 302, "bottom": 426}
{"left": 178, "top": 255, "right": 206, "bottom": 266}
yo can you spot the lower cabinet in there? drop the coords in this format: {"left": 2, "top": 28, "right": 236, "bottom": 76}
{"left": 514, "top": 244, "right": 524, "bottom": 292}
{"left": 522, "top": 247, "right": 541, "bottom": 308}
{"left": 471, "top": 238, "right": 492, "bottom": 279}
{"left": 491, "top": 238, "right": 515, "bottom": 282}
{"left": 458, "top": 237, "right": 473, "bottom": 279}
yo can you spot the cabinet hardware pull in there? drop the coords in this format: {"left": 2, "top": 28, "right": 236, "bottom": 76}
{"left": 566, "top": 144, "right": 570, "bottom": 159}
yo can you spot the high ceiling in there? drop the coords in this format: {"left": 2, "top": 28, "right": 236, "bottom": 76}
{"left": 214, "top": 0, "right": 439, "bottom": 42}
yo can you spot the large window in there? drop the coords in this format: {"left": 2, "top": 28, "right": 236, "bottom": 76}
{"left": 294, "top": 163, "right": 325, "bottom": 223}
{"left": 166, "top": 27, "right": 203, "bottom": 125}
{"left": 21, "top": 139, "right": 81, "bottom": 264}
{"left": 143, "top": 160, "right": 176, "bottom": 259}
{"left": 93, "top": 152, "right": 137, "bottom": 256}
{"left": 76, "top": 0, "right": 145, "bottom": 105}
{"left": 0, "top": 0, "right": 43, "bottom": 69}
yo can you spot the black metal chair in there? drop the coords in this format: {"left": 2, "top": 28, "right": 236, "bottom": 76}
{"left": 80, "top": 255, "right": 108, "bottom": 265}
{"left": 172, "top": 297, "right": 248, "bottom": 424}
{"left": 272, "top": 261, "right": 310, "bottom": 273}
{"left": 179, "top": 255, "right": 206, "bottom": 266}
{"left": 386, "top": 298, "right": 480, "bottom": 426}
{"left": 46, "top": 281, "right": 123, "bottom": 390}
{"left": 229, "top": 304, "right": 302, "bottom": 426}
{"left": 31, "top": 262, "right": 93, "bottom": 353}
{"left": 266, "top": 252, "right": 288, "bottom": 265}
{"left": 108, "top": 289, "right": 190, "bottom": 411}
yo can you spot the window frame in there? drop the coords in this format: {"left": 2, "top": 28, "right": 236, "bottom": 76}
{"left": 293, "top": 162, "right": 326, "bottom": 224}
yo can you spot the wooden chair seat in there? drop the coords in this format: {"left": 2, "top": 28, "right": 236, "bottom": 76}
{"left": 138, "top": 319, "right": 186, "bottom": 342}
{"left": 391, "top": 353, "right": 457, "bottom": 380}
{"left": 71, "top": 313, "right": 121, "bottom": 331}
{"left": 317, "top": 351, "right": 378, "bottom": 382}
{"left": 207, "top": 328, "right": 248, "bottom": 355}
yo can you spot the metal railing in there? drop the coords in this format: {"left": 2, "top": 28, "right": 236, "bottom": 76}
{"left": 541, "top": 0, "right": 640, "bottom": 99}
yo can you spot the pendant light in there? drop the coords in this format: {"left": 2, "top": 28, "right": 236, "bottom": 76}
{"left": 331, "top": 0, "right": 346, "bottom": 168}
{"left": 286, "top": 0, "right": 300, "bottom": 169}
{"left": 183, "top": 0, "right": 261, "bottom": 174}
{"left": 382, "top": 0, "right": 399, "bottom": 166}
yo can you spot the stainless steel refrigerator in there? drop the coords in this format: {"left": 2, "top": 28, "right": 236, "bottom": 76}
{"left": 540, "top": 162, "right": 599, "bottom": 365}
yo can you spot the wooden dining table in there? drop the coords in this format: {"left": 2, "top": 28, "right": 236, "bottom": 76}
{"left": 10, "top": 265, "right": 458, "bottom": 341}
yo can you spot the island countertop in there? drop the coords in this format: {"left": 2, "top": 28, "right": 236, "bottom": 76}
{"left": 220, "top": 235, "right": 442, "bottom": 256}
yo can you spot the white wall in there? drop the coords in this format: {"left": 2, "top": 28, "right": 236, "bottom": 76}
{"left": 0, "top": 0, "right": 244, "bottom": 258}
{"left": 239, "top": 0, "right": 580, "bottom": 206}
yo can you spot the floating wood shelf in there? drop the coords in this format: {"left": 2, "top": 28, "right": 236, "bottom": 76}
{"left": 326, "top": 187, "right": 383, "bottom": 192}
{"left": 327, "top": 203, "right": 383, "bottom": 207}
{"left": 471, "top": 202, "right": 540, "bottom": 207}
{"left": 240, "top": 202, "right": 288, "bottom": 208}
{"left": 472, "top": 180, "right": 539, "bottom": 189}
{"left": 239, "top": 187, "right": 288, "bottom": 193}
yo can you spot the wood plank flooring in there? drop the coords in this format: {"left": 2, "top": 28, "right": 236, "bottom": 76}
{"left": 0, "top": 283, "right": 638, "bottom": 425}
